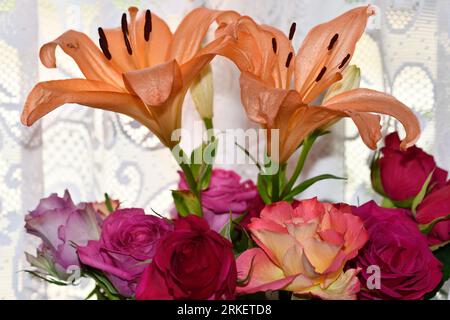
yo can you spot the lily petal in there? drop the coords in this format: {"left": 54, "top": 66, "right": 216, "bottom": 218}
{"left": 323, "top": 88, "right": 420, "bottom": 149}
{"left": 280, "top": 106, "right": 345, "bottom": 163}
{"left": 215, "top": 16, "right": 286, "bottom": 86}
{"left": 239, "top": 72, "right": 301, "bottom": 127}
{"left": 123, "top": 60, "right": 183, "bottom": 107}
{"left": 236, "top": 248, "right": 295, "bottom": 294}
{"left": 261, "top": 24, "right": 294, "bottom": 89}
{"left": 294, "top": 6, "right": 375, "bottom": 103}
{"left": 170, "top": 8, "right": 238, "bottom": 64}
{"left": 40, "top": 30, "right": 124, "bottom": 89}
{"left": 103, "top": 8, "right": 173, "bottom": 71}
{"left": 21, "top": 79, "right": 153, "bottom": 129}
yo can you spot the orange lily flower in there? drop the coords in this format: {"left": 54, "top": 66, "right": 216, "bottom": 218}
{"left": 213, "top": 6, "right": 420, "bottom": 163}
{"left": 22, "top": 7, "right": 239, "bottom": 148}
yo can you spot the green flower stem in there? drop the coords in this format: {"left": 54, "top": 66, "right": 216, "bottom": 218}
{"left": 271, "top": 170, "right": 280, "bottom": 203}
{"left": 203, "top": 117, "right": 213, "bottom": 130}
{"left": 172, "top": 146, "right": 203, "bottom": 217}
{"left": 203, "top": 117, "right": 215, "bottom": 143}
{"left": 281, "top": 134, "right": 317, "bottom": 199}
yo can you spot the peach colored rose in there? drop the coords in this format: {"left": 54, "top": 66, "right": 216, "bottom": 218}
{"left": 237, "top": 199, "right": 368, "bottom": 300}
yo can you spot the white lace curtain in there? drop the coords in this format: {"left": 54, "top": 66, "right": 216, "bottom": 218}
{"left": 0, "top": 0, "right": 449, "bottom": 299}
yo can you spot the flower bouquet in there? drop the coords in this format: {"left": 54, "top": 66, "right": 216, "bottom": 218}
{"left": 20, "top": 5, "right": 449, "bottom": 300}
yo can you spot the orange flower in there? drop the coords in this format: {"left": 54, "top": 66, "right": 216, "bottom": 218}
{"left": 214, "top": 6, "right": 420, "bottom": 163}
{"left": 22, "top": 7, "right": 239, "bottom": 148}
{"left": 237, "top": 200, "right": 368, "bottom": 299}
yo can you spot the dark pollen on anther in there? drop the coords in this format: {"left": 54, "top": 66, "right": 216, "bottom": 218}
{"left": 272, "top": 37, "right": 277, "bottom": 53}
{"left": 339, "top": 54, "right": 351, "bottom": 69}
{"left": 144, "top": 9, "right": 152, "bottom": 41}
{"left": 121, "top": 13, "right": 133, "bottom": 55}
{"left": 98, "top": 27, "right": 112, "bottom": 60}
{"left": 289, "top": 22, "right": 296, "bottom": 40}
{"left": 328, "top": 33, "right": 339, "bottom": 50}
{"left": 315, "top": 66, "right": 327, "bottom": 82}
{"left": 285, "top": 52, "right": 293, "bottom": 68}
{"left": 121, "top": 13, "right": 129, "bottom": 35}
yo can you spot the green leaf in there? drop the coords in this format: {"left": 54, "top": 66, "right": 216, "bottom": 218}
{"left": 82, "top": 267, "right": 125, "bottom": 300}
{"left": 411, "top": 170, "right": 434, "bottom": 217}
{"left": 380, "top": 197, "right": 396, "bottom": 208}
{"left": 235, "top": 142, "right": 261, "bottom": 171}
{"left": 370, "top": 153, "right": 387, "bottom": 197}
{"left": 189, "top": 140, "right": 218, "bottom": 192}
{"left": 220, "top": 211, "right": 234, "bottom": 242}
{"left": 232, "top": 223, "right": 254, "bottom": 255}
{"left": 172, "top": 190, "right": 202, "bottom": 217}
{"left": 257, "top": 174, "right": 271, "bottom": 204}
{"left": 419, "top": 214, "right": 450, "bottom": 234}
{"left": 424, "top": 243, "right": 450, "bottom": 299}
{"left": 283, "top": 174, "right": 346, "bottom": 201}
{"left": 430, "top": 240, "right": 450, "bottom": 252}
{"left": 24, "top": 270, "right": 70, "bottom": 286}
{"left": 104, "top": 193, "right": 114, "bottom": 213}
{"left": 189, "top": 144, "right": 204, "bottom": 180}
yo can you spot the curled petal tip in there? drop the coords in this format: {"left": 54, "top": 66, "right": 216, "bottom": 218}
{"left": 20, "top": 112, "right": 31, "bottom": 127}
{"left": 39, "top": 43, "right": 57, "bottom": 69}
{"left": 399, "top": 137, "right": 419, "bottom": 151}
{"left": 367, "top": 5, "right": 376, "bottom": 16}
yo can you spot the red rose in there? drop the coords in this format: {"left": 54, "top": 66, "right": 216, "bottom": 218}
{"left": 374, "top": 132, "right": 447, "bottom": 202}
{"left": 351, "top": 202, "right": 442, "bottom": 300}
{"left": 416, "top": 182, "right": 450, "bottom": 246}
{"left": 136, "top": 215, "right": 237, "bottom": 300}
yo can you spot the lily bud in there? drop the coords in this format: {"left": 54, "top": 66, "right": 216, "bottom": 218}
{"left": 323, "top": 65, "right": 361, "bottom": 102}
{"left": 190, "top": 64, "right": 214, "bottom": 120}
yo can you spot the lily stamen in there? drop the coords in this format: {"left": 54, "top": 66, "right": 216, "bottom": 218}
{"left": 272, "top": 37, "right": 277, "bottom": 54}
{"left": 289, "top": 22, "right": 296, "bottom": 41}
{"left": 328, "top": 33, "right": 339, "bottom": 50}
{"left": 121, "top": 13, "right": 133, "bottom": 55}
{"left": 285, "top": 52, "right": 293, "bottom": 68}
{"left": 315, "top": 66, "right": 327, "bottom": 82}
{"left": 144, "top": 9, "right": 152, "bottom": 41}
{"left": 98, "top": 27, "right": 112, "bottom": 60}
{"left": 339, "top": 53, "right": 351, "bottom": 69}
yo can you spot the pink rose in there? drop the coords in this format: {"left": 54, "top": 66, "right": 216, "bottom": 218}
{"left": 25, "top": 190, "right": 101, "bottom": 280}
{"left": 136, "top": 215, "right": 237, "bottom": 300}
{"left": 178, "top": 168, "right": 263, "bottom": 232}
{"left": 416, "top": 182, "right": 450, "bottom": 246}
{"left": 374, "top": 132, "right": 447, "bottom": 202}
{"left": 77, "top": 209, "right": 172, "bottom": 297}
{"left": 237, "top": 199, "right": 368, "bottom": 300}
{"left": 351, "top": 201, "right": 442, "bottom": 300}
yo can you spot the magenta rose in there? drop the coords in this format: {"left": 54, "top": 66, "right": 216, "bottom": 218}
{"left": 136, "top": 215, "right": 237, "bottom": 300}
{"left": 77, "top": 209, "right": 172, "bottom": 297}
{"left": 178, "top": 168, "right": 263, "bottom": 232}
{"left": 374, "top": 132, "right": 447, "bottom": 202}
{"left": 25, "top": 190, "right": 101, "bottom": 280}
{"left": 351, "top": 201, "right": 442, "bottom": 300}
{"left": 416, "top": 182, "right": 450, "bottom": 246}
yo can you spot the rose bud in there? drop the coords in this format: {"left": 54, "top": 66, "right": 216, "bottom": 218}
{"left": 371, "top": 132, "right": 447, "bottom": 205}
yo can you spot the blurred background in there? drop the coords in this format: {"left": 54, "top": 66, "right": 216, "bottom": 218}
{"left": 0, "top": 0, "right": 449, "bottom": 299}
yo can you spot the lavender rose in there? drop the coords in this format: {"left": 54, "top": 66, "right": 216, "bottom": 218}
{"left": 178, "top": 168, "right": 263, "bottom": 232}
{"left": 25, "top": 190, "right": 101, "bottom": 280}
{"left": 77, "top": 209, "right": 172, "bottom": 297}
{"left": 351, "top": 201, "right": 442, "bottom": 300}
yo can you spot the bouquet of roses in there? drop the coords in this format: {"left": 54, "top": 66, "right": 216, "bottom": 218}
{"left": 20, "top": 5, "right": 449, "bottom": 300}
